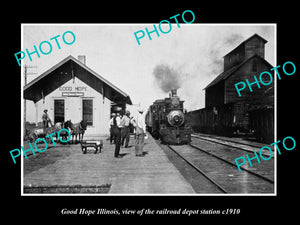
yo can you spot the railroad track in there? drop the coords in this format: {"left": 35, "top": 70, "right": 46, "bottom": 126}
{"left": 191, "top": 134, "right": 272, "bottom": 158}
{"left": 167, "top": 144, "right": 274, "bottom": 194}
{"left": 167, "top": 145, "right": 227, "bottom": 193}
{"left": 190, "top": 135, "right": 275, "bottom": 181}
{"left": 192, "top": 133, "right": 265, "bottom": 148}
{"left": 189, "top": 144, "right": 274, "bottom": 183}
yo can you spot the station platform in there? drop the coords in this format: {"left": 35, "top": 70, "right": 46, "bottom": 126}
{"left": 23, "top": 133, "right": 195, "bottom": 194}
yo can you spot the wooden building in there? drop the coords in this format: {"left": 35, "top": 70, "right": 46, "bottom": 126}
{"left": 24, "top": 55, "right": 132, "bottom": 137}
{"left": 187, "top": 34, "right": 274, "bottom": 141}
{"left": 204, "top": 33, "right": 274, "bottom": 108}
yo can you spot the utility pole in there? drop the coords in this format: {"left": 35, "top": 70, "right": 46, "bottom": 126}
{"left": 24, "top": 65, "right": 37, "bottom": 124}
{"left": 24, "top": 65, "right": 37, "bottom": 85}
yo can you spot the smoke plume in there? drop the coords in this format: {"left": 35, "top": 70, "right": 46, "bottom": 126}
{"left": 153, "top": 64, "right": 181, "bottom": 93}
{"left": 151, "top": 31, "right": 263, "bottom": 111}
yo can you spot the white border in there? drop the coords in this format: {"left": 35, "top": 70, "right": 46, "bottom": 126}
{"left": 21, "top": 23, "right": 277, "bottom": 196}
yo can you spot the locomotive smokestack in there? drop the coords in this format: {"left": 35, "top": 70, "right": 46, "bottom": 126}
{"left": 171, "top": 89, "right": 177, "bottom": 97}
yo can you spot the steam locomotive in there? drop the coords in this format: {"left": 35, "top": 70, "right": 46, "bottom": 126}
{"left": 145, "top": 89, "right": 192, "bottom": 145}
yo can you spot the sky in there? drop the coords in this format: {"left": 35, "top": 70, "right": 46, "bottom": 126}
{"left": 22, "top": 24, "right": 275, "bottom": 112}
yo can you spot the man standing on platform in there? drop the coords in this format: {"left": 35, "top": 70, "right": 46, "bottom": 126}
{"left": 109, "top": 113, "right": 116, "bottom": 144}
{"left": 121, "top": 110, "right": 131, "bottom": 148}
{"left": 112, "top": 111, "right": 122, "bottom": 158}
{"left": 131, "top": 108, "right": 147, "bottom": 157}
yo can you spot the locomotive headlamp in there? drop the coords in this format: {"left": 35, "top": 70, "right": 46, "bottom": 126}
{"left": 167, "top": 110, "right": 184, "bottom": 126}
{"left": 174, "top": 115, "right": 180, "bottom": 122}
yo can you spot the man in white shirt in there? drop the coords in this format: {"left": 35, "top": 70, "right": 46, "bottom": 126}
{"left": 109, "top": 113, "right": 116, "bottom": 144}
{"left": 132, "top": 108, "right": 147, "bottom": 157}
{"left": 121, "top": 110, "right": 131, "bottom": 148}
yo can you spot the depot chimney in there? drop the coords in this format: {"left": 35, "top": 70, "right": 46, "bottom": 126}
{"left": 78, "top": 55, "right": 86, "bottom": 65}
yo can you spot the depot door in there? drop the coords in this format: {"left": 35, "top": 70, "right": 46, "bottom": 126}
{"left": 54, "top": 99, "right": 65, "bottom": 123}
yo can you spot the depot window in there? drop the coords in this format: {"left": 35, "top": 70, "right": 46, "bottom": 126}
{"left": 82, "top": 99, "right": 93, "bottom": 126}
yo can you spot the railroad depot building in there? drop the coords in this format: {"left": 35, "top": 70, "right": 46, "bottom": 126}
{"left": 24, "top": 55, "right": 132, "bottom": 137}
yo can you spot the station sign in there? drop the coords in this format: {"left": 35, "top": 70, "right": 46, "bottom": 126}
{"left": 59, "top": 86, "right": 87, "bottom": 97}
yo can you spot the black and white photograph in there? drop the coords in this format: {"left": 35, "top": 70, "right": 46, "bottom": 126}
{"left": 4, "top": 4, "right": 298, "bottom": 221}
{"left": 21, "top": 24, "right": 276, "bottom": 195}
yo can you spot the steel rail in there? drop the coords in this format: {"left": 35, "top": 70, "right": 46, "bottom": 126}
{"left": 167, "top": 145, "right": 228, "bottom": 194}
{"left": 192, "top": 133, "right": 264, "bottom": 148}
{"left": 189, "top": 143, "right": 274, "bottom": 184}
{"left": 191, "top": 134, "right": 273, "bottom": 158}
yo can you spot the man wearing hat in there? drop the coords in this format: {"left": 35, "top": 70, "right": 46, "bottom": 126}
{"left": 42, "top": 109, "right": 52, "bottom": 128}
{"left": 111, "top": 110, "right": 123, "bottom": 158}
{"left": 109, "top": 113, "right": 116, "bottom": 144}
{"left": 121, "top": 110, "right": 131, "bottom": 148}
{"left": 131, "top": 108, "right": 147, "bottom": 157}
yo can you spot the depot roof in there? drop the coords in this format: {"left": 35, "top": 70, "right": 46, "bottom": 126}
{"left": 24, "top": 55, "right": 132, "bottom": 105}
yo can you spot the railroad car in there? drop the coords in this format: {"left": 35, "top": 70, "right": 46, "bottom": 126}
{"left": 145, "top": 89, "right": 192, "bottom": 145}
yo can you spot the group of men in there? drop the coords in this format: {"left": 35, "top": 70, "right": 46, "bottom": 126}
{"left": 110, "top": 108, "right": 147, "bottom": 158}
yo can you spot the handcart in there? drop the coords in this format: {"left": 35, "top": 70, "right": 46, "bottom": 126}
{"left": 80, "top": 140, "right": 103, "bottom": 154}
